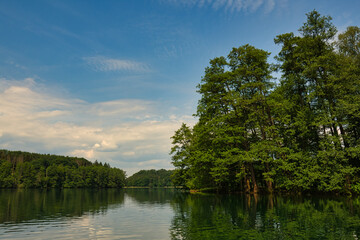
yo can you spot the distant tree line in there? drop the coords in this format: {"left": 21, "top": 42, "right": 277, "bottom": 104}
{"left": 170, "top": 11, "right": 360, "bottom": 194}
{"left": 126, "top": 169, "right": 174, "bottom": 187}
{"left": 0, "top": 150, "right": 126, "bottom": 188}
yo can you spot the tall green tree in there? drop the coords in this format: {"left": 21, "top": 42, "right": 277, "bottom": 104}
{"left": 274, "top": 10, "right": 359, "bottom": 193}
{"left": 171, "top": 44, "right": 279, "bottom": 192}
{"left": 171, "top": 10, "right": 360, "bottom": 194}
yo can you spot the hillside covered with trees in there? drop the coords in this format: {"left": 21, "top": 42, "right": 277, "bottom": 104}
{"left": 170, "top": 11, "right": 360, "bottom": 194}
{"left": 126, "top": 169, "right": 174, "bottom": 187}
{"left": 0, "top": 150, "right": 126, "bottom": 188}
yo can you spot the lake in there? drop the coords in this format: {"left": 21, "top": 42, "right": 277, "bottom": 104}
{"left": 0, "top": 189, "right": 360, "bottom": 239}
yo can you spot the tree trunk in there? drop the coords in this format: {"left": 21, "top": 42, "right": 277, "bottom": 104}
{"left": 249, "top": 163, "right": 258, "bottom": 193}
{"left": 265, "top": 162, "right": 273, "bottom": 193}
{"left": 245, "top": 176, "right": 251, "bottom": 193}
{"left": 339, "top": 123, "right": 349, "bottom": 148}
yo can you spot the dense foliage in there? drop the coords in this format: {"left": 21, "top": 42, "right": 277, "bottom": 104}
{"left": 170, "top": 11, "right": 360, "bottom": 194}
{"left": 126, "top": 169, "right": 174, "bottom": 187}
{"left": 0, "top": 150, "right": 126, "bottom": 188}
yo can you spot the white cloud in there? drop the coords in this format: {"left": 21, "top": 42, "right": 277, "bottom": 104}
{"left": 0, "top": 78, "right": 195, "bottom": 175}
{"left": 137, "top": 159, "right": 162, "bottom": 166}
{"left": 162, "top": 0, "right": 282, "bottom": 13}
{"left": 264, "top": 0, "right": 275, "bottom": 13}
{"left": 89, "top": 99, "right": 155, "bottom": 117}
{"left": 122, "top": 151, "right": 136, "bottom": 156}
{"left": 83, "top": 56, "right": 150, "bottom": 72}
{"left": 71, "top": 149, "right": 95, "bottom": 159}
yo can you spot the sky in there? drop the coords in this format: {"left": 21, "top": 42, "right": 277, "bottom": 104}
{"left": 1, "top": 0, "right": 359, "bottom": 176}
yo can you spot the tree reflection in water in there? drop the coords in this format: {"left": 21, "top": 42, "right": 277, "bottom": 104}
{"left": 1, "top": 189, "right": 360, "bottom": 239}
{"left": 0, "top": 189, "right": 125, "bottom": 223}
{"left": 169, "top": 193, "right": 360, "bottom": 240}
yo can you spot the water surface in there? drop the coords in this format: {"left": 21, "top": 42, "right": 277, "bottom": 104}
{"left": 1, "top": 189, "right": 360, "bottom": 239}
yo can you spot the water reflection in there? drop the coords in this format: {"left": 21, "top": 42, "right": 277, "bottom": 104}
{"left": 0, "top": 189, "right": 125, "bottom": 224}
{"left": 124, "top": 188, "right": 179, "bottom": 205}
{"left": 1, "top": 189, "right": 360, "bottom": 239}
{"left": 169, "top": 193, "right": 360, "bottom": 239}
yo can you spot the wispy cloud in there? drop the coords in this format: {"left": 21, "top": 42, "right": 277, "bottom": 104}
{"left": 83, "top": 56, "right": 151, "bottom": 72}
{"left": 264, "top": 0, "right": 275, "bottom": 13}
{"left": 161, "top": 0, "right": 282, "bottom": 13}
{"left": 0, "top": 78, "right": 195, "bottom": 175}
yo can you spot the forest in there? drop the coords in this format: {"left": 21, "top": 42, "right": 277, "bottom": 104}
{"left": 0, "top": 150, "right": 126, "bottom": 188}
{"left": 126, "top": 169, "right": 174, "bottom": 187}
{"left": 170, "top": 11, "right": 360, "bottom": 194}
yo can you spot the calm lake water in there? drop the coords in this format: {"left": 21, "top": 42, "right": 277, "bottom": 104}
{"left": 1, "top": 189, "right": 360, "bottom": 239}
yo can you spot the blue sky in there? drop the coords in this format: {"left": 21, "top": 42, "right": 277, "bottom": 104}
{"left": 1, "top": 0, "right": 359, "bottom": 175}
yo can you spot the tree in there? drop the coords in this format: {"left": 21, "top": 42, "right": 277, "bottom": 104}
{"left": 0, "top": 150, "right": 126, "bottom": 189}
{"left": 338, "top": 26, "right": 360, "bottom": 59}
{"left": 170, "top": 10, "right": 360, "bottom": 194}
{"left": 126, "top": 169, "right": 174, "bottom": 187}
{"left": 171, "top": 44, "right": 280, "bottom": 192}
